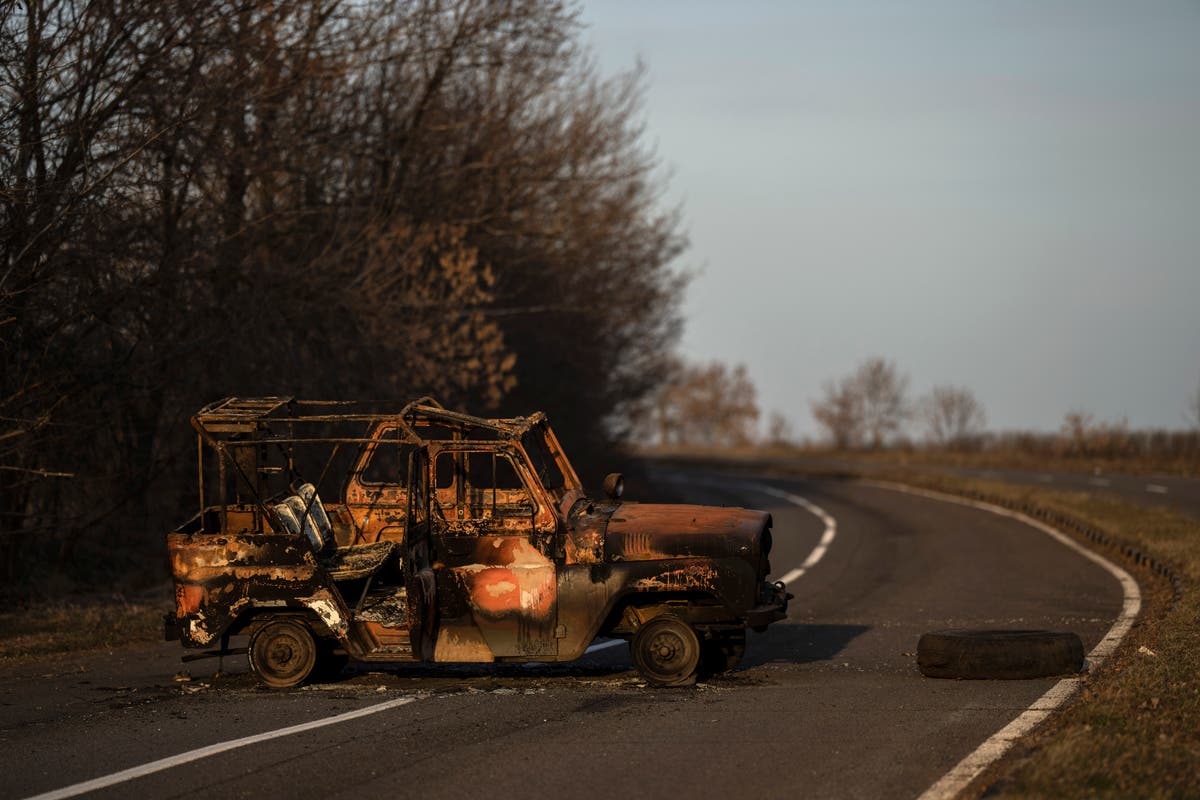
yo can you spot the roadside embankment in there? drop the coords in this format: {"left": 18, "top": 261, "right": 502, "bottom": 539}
{"left": 0, "top": 591, "right": 168, "bottom": 662}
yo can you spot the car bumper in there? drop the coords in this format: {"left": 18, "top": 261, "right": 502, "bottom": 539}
{"left": 746, "top": 580, "right": 792, "bottom": 630}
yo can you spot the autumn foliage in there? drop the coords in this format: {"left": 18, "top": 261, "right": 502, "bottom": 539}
{"left": 0, "top": 1, "right": 684, "bottom": 591}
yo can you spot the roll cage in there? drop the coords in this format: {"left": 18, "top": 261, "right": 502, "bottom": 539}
{"left": 188, "top": 396, "right": 583, "bottom": 539}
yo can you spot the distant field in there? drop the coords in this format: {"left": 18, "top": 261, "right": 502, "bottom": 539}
{"left": 637, "top": 443, "right": 1200, "bottom": 478}
{"left": 809, "top": 447, "right": 1199, "bottom": 479}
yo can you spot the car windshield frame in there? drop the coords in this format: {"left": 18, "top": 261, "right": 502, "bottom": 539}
{"left": 520, "top": 421, "right": 580, "bottom": 503}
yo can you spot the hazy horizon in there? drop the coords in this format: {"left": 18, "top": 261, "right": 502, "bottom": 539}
{"left": 582, "top": 1, "right": 1200, "bottom": 438}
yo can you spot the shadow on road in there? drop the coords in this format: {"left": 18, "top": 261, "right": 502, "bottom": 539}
{"left": 179, "top": 625, "right": 872, "bottom": 691}
{"left": 745, "top": 623, "right": 870, "bottom": 668}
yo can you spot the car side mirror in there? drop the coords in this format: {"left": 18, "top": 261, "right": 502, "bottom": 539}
{"left": 603, "top": 472, "right": 624, "bottom": 501}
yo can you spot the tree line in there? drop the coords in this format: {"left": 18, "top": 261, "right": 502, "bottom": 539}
{"left": 644, "top": 354, "right": 1200, "bottom": 469}
{"left": 1, "top": 1, "right": 685, "bottom": 593}
{"left": 810, "top": 357, "right": 1200, "bottom": 466}
{"left": 810, "top": 357, "right": 985, "bottom": 450}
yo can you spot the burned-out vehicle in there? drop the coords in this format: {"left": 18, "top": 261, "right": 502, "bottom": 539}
{"left": 166, "top": 397, "right": 790, "bottom": 687}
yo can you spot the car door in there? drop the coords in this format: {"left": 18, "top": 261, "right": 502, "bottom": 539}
{"left": 429, "top": 445, "right": 558, "bottom": 658}
{"left": 344, "top": 424, "right": 414, "bottom": 544}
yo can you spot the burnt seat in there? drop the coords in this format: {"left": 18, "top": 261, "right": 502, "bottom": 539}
{"left": 320, "top": 540, "right": 397, "bottom": 581}
{"left": 273, "top": 484, "right": 396, "bottom": 581}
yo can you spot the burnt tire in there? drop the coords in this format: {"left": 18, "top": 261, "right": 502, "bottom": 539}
{"left": 632, "top": 615, "right": 701, "bottom": 687}
{"left": 917, "top": 629, "right": 1085, "bottom": 680}
{"left": 248, "top": 618, "right": 318, "bottom": 688}
{"left": 700, "top": 631, "right": 746, "bottom": 675}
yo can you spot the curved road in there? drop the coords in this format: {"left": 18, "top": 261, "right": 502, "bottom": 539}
{"left": 0, "top": 467, "right": 1127, "bottom": 800}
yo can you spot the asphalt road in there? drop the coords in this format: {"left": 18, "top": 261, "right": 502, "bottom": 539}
{"left": 0, "top": 467, "right": 1127, "bottom": 800}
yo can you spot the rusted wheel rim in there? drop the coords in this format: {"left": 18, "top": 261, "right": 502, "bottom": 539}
{"left": 632, "top": 616, "right": 700, "bottom": 686}
{"left": 649, "top": 630, "right": 685, "bottom": 664}
{"left": 249, "top": 619, "right": 317, "bottom": 688}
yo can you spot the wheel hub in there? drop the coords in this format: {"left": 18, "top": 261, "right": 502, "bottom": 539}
{"left": 650, "top": 632, "right": 683, "bottom": 664}
{"left": 269, "top": 640, "right": 296, "bottom": 667}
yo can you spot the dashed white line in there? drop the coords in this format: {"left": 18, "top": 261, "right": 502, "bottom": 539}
{"left": 736, "top": 482, "right": 837, "bottom": 585}
{"left": 1146, "top": 484, "right": 1168, "bottom": 494}
{"left": 584, "top": 639, "right": 626, "bottom": 653}
{"left": 859, "top": 481, "right": 1141, "bottom": 800}
{"left": 24, "top": 696, "right": 418, "bottom": 800}
{"left": 656, "top": 471, "right": 839, "bottom": 586}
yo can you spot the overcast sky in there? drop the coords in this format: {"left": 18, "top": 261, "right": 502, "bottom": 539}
{"left": 580, "top": 1, "right": 1200, "bottom": 437}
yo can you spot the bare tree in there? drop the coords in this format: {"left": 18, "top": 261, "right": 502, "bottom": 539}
{"left": 642, "top": 359, "right": 760, "bottom": 448}
{"left": 765, "top": 411, "right": 795, "bottom": 447}
{"left": 0, "top": 0, "right": 686, "bottom": 590}
{"left": 859, "top": 357, "right": 912, "bottom": 448}
{"left": 811, "top": 376, "right": 864, "bottom": 450}
{"left": 811, "top": 357, "right": 909, "bottom": 449}
{"left": 1060, "top": 408, "right": 1096, "bottom": 457}
{"left": 921, "top": 385, "right": 986, "bottom": 448}
{"left": 856, "top": 358, "right": 909, "bottom": 449}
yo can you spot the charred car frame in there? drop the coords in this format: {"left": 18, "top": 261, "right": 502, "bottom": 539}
{"left": 165, "top": 397, "right": 790, "bottom": 687}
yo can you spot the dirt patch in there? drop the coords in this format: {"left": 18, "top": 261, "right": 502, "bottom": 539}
{"left": 0, "top": 597, "right": 167, "bottom": 662}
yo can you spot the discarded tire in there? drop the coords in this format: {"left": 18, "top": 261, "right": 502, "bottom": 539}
{"left": 917, "top": 629, "right": 1084, "bottom": 680}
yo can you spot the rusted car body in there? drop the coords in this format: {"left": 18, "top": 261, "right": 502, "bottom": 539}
{"left": 166, "top": 397, "right": 790, "bottom": 686}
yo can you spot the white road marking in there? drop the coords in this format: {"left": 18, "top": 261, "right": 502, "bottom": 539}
{"left": 585, "top": 639, "right": 626, "bottom": 653}
{"left": 859, "top": 481, "right": 1141, "bottom": 800}
{"left": 1146, "top": 484, "right": 1168, "bottom": 494}
{"left": 736, "top": 482, "right": 837, "bottom": 585}
{"left": 656, "top": 471, "right": 838, "bottom": 585}
{"left": 23, "top": 696, "right": 418, "bottom": 800}
{"left": 1089, "top": 477, "right": 1111, "bottom": 487}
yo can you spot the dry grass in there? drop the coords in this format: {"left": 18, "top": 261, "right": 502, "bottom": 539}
{"left": 634, "top": 444, "right": 1200, "bottom": 478}
{"left": 819, "top": 448, "right": 1200, "bottom": 479}
{"left": 751, "top": 459, "right": 1199, "bottom": 799}
{"left": 0, "top": 599, "right": 166, "bottom": 662}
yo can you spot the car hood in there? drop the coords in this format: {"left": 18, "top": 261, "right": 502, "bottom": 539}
{"left": 603, "top": 502, "right": 772, "bottom": 562}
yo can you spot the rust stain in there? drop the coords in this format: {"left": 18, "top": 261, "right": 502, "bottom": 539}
{"left": 434, "top": 624, "right": 494, "bottom": 662}
{"left": 634, "top": 563, "right": 720, "bottom": 592}
{"left": 177, "top": 583, "right": 204, "bottom": 615}
{"left": 607, "top": 502, "right": 767, "bottom": 537}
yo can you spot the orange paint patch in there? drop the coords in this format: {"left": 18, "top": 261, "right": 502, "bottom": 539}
{"left": 177, "top": 583, "right": 205, "bottom": 614}
{"left": 471, "top": 568, "right": 521, "bottom": 615}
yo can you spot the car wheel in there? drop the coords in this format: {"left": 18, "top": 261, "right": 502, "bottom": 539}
{"left": 632, "top": 615, "right": 700, "bottom": 687}
{"left": 248, "top": 618, "right": 318, "bottom": 688}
